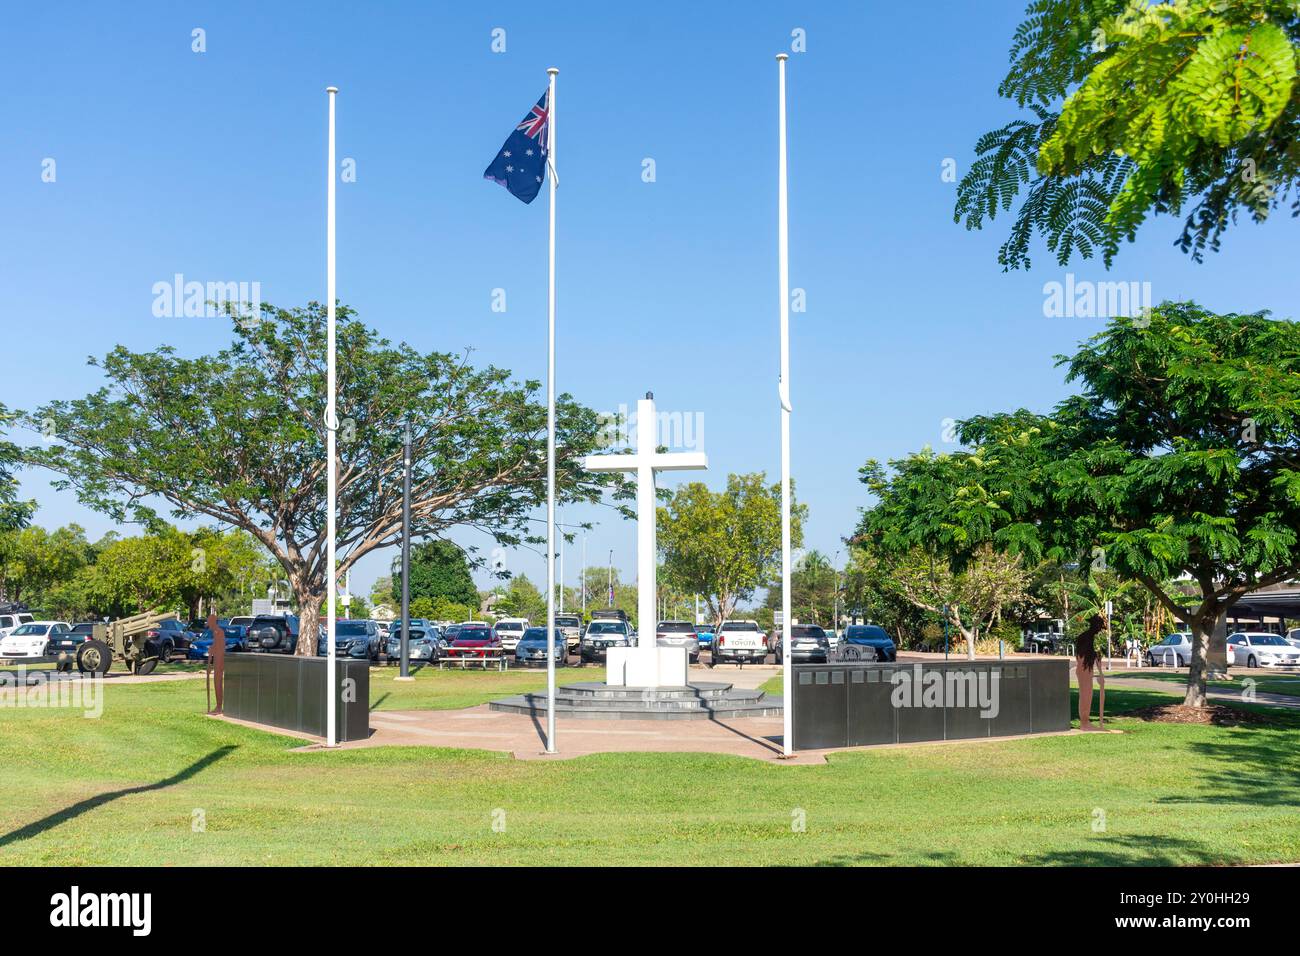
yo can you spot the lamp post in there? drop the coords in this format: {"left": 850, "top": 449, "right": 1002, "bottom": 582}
{"left": 397, "top": 418, "right": 412, "bottom": 681}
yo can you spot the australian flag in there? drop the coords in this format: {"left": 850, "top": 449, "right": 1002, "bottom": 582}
{"left": 483, "top": 89, "right": 550, "bottom": 204}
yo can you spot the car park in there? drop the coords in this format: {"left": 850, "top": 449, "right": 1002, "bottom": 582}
{"left": 1147, "top": 632, "right": 1192, "bottom": 667}
{"left": 580, "top": 619, "right": 633, "bottom": 663}
{"left": 515, "top": 627, "right": 567, "bottom": 666}
{"left": 1228, "top": 632, "right": 1300, "bottom": 668}
{"left": 0, "top": 621, "right": 73, "bottom": 659}
{"left": 838, "top": 624, "right": 897, "bottom": 662}
{"left": 247, "top": 614, "right": 301, "bottom": 653}
{"left": 775, "top": 624, "right": 831, "bottom": 664}
{"left": 712, "top": 620, "right": 768, "bottom": 665}
{"left": 316, "top": 619, "right": 381, "bottom": 661}
{"left": 655, "top": 620, "right": 701, "bottom": 663}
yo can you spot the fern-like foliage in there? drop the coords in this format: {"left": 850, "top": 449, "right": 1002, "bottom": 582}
{"left": 957, "top": 0, "right": 1299, "bottom": 269}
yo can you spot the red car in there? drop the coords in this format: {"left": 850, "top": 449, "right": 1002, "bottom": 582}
{"left": 447, "top": 623, "right": 499, "bottom": 659}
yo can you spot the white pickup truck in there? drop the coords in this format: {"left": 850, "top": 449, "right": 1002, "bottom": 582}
{"left": 0, "top": 610, "right": 35, "bottom": 640}
{"left": 712, "top": 619, "right": 768, "bottom": 665}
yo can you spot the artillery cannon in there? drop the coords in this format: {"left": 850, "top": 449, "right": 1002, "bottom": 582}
{"left": 74, "top": 608, "right": 174, "bottom": 676}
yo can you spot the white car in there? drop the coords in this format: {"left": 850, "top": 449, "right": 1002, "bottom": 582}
{"left": 1285, "top": 628, "right": 1300, "bottom": 651}
{"left": 712, "top": 620, "right": 768, "bottom": 665}
{"left": 0, "top": 611, "right": 35, "bottom": 640}
{"left": 1228, "top": 632, "right": 1300, "bottom": 669}
{"left": 493, "top": 617, "right": 529, "bottom": 651}
{"left": 1146, "top": 632, "right": 1193, "bottom": 667}
{"left": 0, "top": 621, "right": 73, "bottom": 659}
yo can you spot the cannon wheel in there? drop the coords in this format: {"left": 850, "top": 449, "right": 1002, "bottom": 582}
{"left": 132, "top": 658, "right": 158, "bottom": 676}
{"left": 76, "top": 639, "right": 113, "bottom": 676}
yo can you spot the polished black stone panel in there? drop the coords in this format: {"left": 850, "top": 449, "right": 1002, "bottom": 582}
{"left": 223, "top": 654, "right": 370, "bottom": 742}
{"left": 793, "top": 659, "right": 1069, "bottom": 750}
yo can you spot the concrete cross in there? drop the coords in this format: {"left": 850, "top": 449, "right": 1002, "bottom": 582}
{"left": 583, "top": 393, "right": 706, "bottom": 686}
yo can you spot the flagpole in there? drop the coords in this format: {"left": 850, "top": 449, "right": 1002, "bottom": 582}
{"left": 325, "top": 85, "right": 339, "bottom": 749}
{"left": 776, "top": 54, "right": 794, "bottom": 758}
{"left": 544, "top": 66, "right": 559, "bottom": 755}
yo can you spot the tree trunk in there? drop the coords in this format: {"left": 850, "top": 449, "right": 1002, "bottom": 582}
{"left": 296, "top": 590, "right": 324, "bottom": 656}
{"left": 1184, "top": 602, "right": 1226, "bottom": 708}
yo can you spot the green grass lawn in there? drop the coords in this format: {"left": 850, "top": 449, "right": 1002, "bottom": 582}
{"left": 1105, "top": 670, "right": 1300, "bottom": 698}
{"left": 1, "top": 667, "right": 1298, "bottom": 866}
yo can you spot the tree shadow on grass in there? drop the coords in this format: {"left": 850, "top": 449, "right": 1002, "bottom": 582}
{"left": 0, "top": 745, "right": 236, "bottom": 849}
{"left": 1024, "top": 833, "right": 1244, "bottom": 866}
{"left": 815, "top": 847, "right": 960, "bottom": 866}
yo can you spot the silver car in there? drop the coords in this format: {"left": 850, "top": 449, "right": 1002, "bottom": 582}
{"left": 1228, "top": 632, "right": 1300, "bottom": 668}
{"left": 1147, "top": 632, "right": 1192, "bottom": 666}
{"left": 655, "top": 620, "right": 700, "bottom": 664}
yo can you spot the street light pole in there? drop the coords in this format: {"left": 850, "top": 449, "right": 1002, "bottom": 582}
{"left": 399, "top": 419, "right": 412, "bottom": 679}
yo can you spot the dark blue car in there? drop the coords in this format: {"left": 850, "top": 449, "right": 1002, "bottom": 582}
{"left": 839, "top": 624, "right": 897, "bottom": 662}
{"left": 186, "top": 619, "right": 249, "bottom": 660}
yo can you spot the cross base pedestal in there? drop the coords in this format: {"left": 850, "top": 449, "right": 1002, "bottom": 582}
{"left": 606, "top": 645, "right": 688, "bottom": 688}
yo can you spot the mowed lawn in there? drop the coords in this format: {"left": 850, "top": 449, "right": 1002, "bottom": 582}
{"left": 1, "top": 666, "right": 1298, "bottom": 866}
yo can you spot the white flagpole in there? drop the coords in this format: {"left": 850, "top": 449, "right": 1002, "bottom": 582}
{"left": 544, "top": 67, "right": 559, "bottom": 755}
{"left": 325, "top": 85, "right": 339, "bottom": 749}
{"left": 776, "top": 54, "right": 794, "bottom": 758}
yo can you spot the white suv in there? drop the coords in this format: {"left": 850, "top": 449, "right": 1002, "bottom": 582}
{"left": 493, "top": 618, "right": 529, "bottom": 651}
{"left": 0, "top": 612, "right": 34, "bottom": 639}
{"left": 712, "top": 620, "right": 768, "bottom": 666}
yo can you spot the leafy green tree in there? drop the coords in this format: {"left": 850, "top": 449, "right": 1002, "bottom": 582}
{"left": 491, "top": 574, "right": 546, "bottom": 622}
{"left": 957, "top": 0, "right": 1298, "bottom": 268}
{"left": 0, "top": 523, "right": 92, "bottom": 605}
{"left": 657, "top": 473, "right": 805, "bottom": 628}
{"left": 862, "top": 303, "right": 1300, "bottom": 706}
{"left": 392, "top": 539, "right": 479, "bottom": 608}
{"left": 24, "top": 303, "right": 623, "bottom": 652}
{"left": 0, "top": 404, "right": 34, "bottom": 533}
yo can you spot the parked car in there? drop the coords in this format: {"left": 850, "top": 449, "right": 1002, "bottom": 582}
{"left": 145, "top": 618, "right": 192, "bottom": 660}
{"left": 0, "top": 608, "right": 35, "bottom": 639}
{"left": 1228, "top": 632, "right": 1300, "bottom": 668}
{"left": 515, "top": 627, "right": 567, "bottom": 666}
{"left": 49, "top": 624, "right": 90, "bottom": 669}
{"left": 695, "top": 624, "right": 715, "bottom": 651}
{"left": 655, "top": 620, "right": 701, "bottom": 663}
{"left": 439, "top": 624, "right": 462, "bottom": 648}
{"left": 712, "top": 620, "right": 768, "bottom": 665}
{"left": 0, "top": 621, "right": 72, "bottom": 659}
{"left": 1146, "top": 632, "right": 1193, "bottom": 667}
{"left": 247, "top": 614, "right": 301, "bottom": 654}
{"left": 187, "top": 620, "right": 250, "bottom": 659}
{"left": 316, "top": 619, "right": 381, "bottom": 661}
{"left": 384, "top": 621, "right": 440, "bottom": 664}
{"left": 1286, "top": 627, "right": 1300, "bottom": 650}
{"left": 554, "top": 614, "right": 583, "bottom": 652}
{"left": 775, "top": 624, "right": 831, "bottom": 664}
{"left": 580, "top": 619, "right": 634, "bottom": 663}
{"left": 448, "top": 622, "right": 499, "bottom": 659}
{"left": 838, "top": 624, "right": 897, "bottom": 662}
{"left": 493, "top": 618, "right": 529, "bottom": 651}
{"left": 1023, "top": 631, "right": 1064, "bottom": 653}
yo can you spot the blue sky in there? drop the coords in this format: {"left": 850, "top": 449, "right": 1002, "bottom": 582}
{"left": 3, "top": 1, "right": 1297, "bottom": 604}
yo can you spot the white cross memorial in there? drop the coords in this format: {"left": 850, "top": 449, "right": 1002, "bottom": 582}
{"left": 583, "top": 392, "right": 707, "bottom": 687}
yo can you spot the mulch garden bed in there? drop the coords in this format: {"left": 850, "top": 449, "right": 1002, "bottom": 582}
{"left": 1118, "top": 702, "right": 1279, "bottom": 727}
